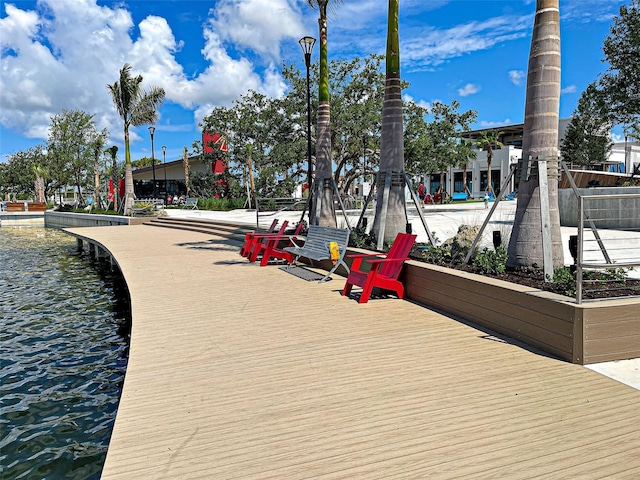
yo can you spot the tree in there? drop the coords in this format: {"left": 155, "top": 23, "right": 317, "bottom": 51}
{"left": 107, "top": 63, "right": 165, "bottom": 214}
{"left": 507, "top": 0, "right": 564, "bottom": 271}
{"left": 105, "top": 146, "right": 119, "bottom": 211}
{"left": 372, "top": 0, "right": 406, "bottom": 244}
{"left": 454, "top": 138, "right": 477, "bottom": 196}
{"left": 599, "top": 0, "right": 640, "bottom": 127}
{"left": 474, "top": 130, "right": 504, "bottom": 193}
{"left": 1, "top": 145, "right": 49, "bottom": 199}
{"left": 47, "top": 109, "right": 103, "bottom": 206}
{"left": 560, "top": 83, "right": 613, "bottom": 167}
{"left": 91, "top": 131, "right": 108, "bottom": 208}
{"left": 306, "top": 0, "right": 343, "bottom": 227}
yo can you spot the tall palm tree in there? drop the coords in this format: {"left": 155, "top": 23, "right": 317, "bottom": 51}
{"left": 372, "top": 0, "right": 406, "bottom": 244}
{"left": 507, "top": 0, "right": 564, "bottom": 271}
{"left": 107, "top": 63, "right": 165, "bottom": 215}
{"left": 306, "top": 0, "right": 342, "bottom": 226}
{"left": 474, "top": 130, "right": 504, "bottom": 194}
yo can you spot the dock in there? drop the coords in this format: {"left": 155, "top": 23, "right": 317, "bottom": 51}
{"left": 65, "top": 224, "right": 640, "bottom": 479}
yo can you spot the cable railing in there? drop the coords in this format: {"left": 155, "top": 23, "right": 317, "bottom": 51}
{"left": 575, "top": 192, "right": 640, "bottom": 303}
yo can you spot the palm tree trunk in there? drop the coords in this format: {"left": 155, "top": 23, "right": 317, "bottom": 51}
{"left": 312, "top": 9, "right": 337, "bottom": 227}
{"left": 94, "top": 149, "right": 101, "bottom": 209}
{"left": 372, "top": 0, "right": 406, "bottom": 243}
{"left": 507, "top": 0, "right": 564, "bottom": 270}
{"left": 123, "top": 130, "right": 135, "bottom": 215}
{"left": 486, "top": 154, "right": 492, "bottom": 193}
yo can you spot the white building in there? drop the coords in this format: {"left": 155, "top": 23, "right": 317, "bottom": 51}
{"left": 423, "top": 119, "right": 639, "bottom": 198}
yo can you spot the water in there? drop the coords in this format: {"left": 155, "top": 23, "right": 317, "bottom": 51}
{"left": 0, "top": 227, "right": 130, "bottom": 479}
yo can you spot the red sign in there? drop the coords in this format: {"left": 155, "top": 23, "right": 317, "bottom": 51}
{"left": 203, "top": 131, "right": 228, "bottom": 174}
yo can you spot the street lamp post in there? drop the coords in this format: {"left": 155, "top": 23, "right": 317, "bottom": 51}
{"left": 162, "top": 145, "right": 167, "bottom": 201}
{"left": 299, "top": 36, "right": 315, "bottom": 211}
{"left": 148, "top": 126, "right": 157, "bottom": 198}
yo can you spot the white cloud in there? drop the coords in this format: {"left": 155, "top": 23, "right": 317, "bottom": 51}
{"left": 508, "top": 70, "right": 525, "bottom": 86}
{"left": 0, "top": 0, "right": 298, "bottom": 147}
{"left": 458, "top": 83, "right": 480, "bottom": 97}
{"left": 401, "top": 14, "right": 531, "bottom": 71}
{"left": 478, "top": 119, "right": 512, "bottom": 128}
{"left": 403, "top": 93, "right": 432, "bottom": 112}
{"left": 561, "top": 85, "right": 578, "bottom": 94}
{"left": 208, "top": 0, "right": 304, "bottom": 59}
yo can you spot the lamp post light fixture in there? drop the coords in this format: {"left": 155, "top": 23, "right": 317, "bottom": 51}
{"left": 148, "top": 126, "right": 157, "bottom": 198}
{"left": 162, "top": 145, "right": 167, "bottom": 201}
{"left": 299, "top": 35, "right": 315, "bottom": 210}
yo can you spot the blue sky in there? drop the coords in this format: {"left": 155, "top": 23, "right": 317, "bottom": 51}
{"left": 0, "top": 0, "right": 626, "bottom": 164}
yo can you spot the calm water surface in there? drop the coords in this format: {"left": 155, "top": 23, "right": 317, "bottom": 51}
{"left": 0, "top": 227, "right": 130, "bottom": 479}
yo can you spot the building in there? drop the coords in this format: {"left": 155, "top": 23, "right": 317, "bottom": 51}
{"left": 132, "top": 132, "right": 228, "bottom": 200}
{"left": 423, "top": 119, "right": 639, "bottom": 198}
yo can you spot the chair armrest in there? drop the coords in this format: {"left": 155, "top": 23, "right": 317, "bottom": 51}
{"left": 366, "top": 257, "right": 409, "bottom": 265}
{"left": 346, "top": 253, "right": 384, "bottom": 259}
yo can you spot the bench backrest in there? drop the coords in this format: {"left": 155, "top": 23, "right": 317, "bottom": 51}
{"left": 304, "top": 225, "right": 350, "bottom": 255}
{"left": 185, "top": 198, "right": 198, "bottom": 206}
{"left": 379, "top": 233, "right": 417, "bottom": 279}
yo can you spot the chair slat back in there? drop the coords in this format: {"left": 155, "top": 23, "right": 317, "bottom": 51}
{"left": 379, "top": 233, "right": 417, "bottom": 279}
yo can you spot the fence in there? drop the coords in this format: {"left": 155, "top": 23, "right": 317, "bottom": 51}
{"left": 575, "top": 192, "right": 640, "bottom": 303}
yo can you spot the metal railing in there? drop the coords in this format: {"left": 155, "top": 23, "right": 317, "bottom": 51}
{"left": 575, "top": 192, "right": 640, "bottom": 303}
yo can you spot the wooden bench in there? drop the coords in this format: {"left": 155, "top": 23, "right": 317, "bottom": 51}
{"left": 27, "top": 202, "right": 47, "bottom": 212}
{"left": 282, "top": 225, "right": 351, "bottom": 283}
{"left": 5, "top": 202, "right": 26, "bottom": 212}
{"left": 183, "top": 198, "right": 198, "bottom": 209}
{"left": 451, "top": 192, "right": 468, "bottom": 201}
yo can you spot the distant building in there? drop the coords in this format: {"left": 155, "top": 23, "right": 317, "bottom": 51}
{"left": 423, "top": 119, "right": 639, "bottom": 198}
{"left": 132, "top": 132, "right": 228, "bottom": 199}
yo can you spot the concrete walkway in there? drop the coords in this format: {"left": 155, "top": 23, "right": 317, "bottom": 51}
{"left": 65, "top": 224, "right": 640, "bottom": 479}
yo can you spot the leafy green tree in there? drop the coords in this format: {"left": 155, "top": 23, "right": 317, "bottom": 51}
{"left": 474, "top": 130, "right": 504, "bottom": 193}
{"left": 508, "top": 0, "right": 564, "bottom": 272}
{"left": 306, "top": 0, "right": 343, "bottom": 226}
{"left": 1, "top": 145, "right": 49, "bottom": 199}
{"left": 560, "top": 83, "right": 613, "bottom": 167}
{"left": 47, "top": 109, "right": 102, "bottom": 206}
{"left": 599, "top": 0, "right": 640, "bottom": 127}
{"left": 107, "top": 63, "right": 165, "bottom": 214}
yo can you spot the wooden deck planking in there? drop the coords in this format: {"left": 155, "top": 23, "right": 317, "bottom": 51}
{"left": 64, "top": 225, "right": 640, "bottom": 479}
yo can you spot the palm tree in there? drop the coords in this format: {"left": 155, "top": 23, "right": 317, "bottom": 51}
{"left": 32, "top": 165, "right": 46, "bottom": 203}
{"left": 474, "top": 130, "right": 504, "bottom": 194}
{"left": 372, "top": 0, "right": 406, "bottom": 244}
{"left": 107, "top": 63, "right": 165, "bottom": 215}
{"left": 105, "top": 145, "right": 119, "bottom": 211}
{"left": 306, "top": 0, "right": 342, "bottom": 226}
{"left": 455, "top": 138, "right": 477, "bottom": 196}
{"left": 507, "top": 0, "right": 564, "bottom": 271}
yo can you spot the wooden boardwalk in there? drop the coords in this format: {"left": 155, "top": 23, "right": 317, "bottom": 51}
{"left": 65, "top": 225, "right": 640, "bottom": 479}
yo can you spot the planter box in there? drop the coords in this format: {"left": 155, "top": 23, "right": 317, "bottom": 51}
{"left": 401, "top": 260, "right": 640, "bottom": 365}
{"left": 316, "top": 247, "right": 639, "bottom": 365}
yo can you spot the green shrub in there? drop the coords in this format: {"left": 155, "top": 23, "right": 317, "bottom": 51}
{"left": 471, "top": 247, "right": 507, "bottom": 275}
{"left": 547, "top": 266, "right": 577, "bottom": 297}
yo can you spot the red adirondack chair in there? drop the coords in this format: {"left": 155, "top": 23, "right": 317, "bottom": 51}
{"left": 247, "top": 220, "right": 291, "bottom": 262}
{"left": 239, "top": 219, "right": 279, "bottom": 257}
{"left": 342, "top": 232, "right": 417, "bottom": 304}
{"left": 256, "top": 221, "right": 307, "bottom": 267}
